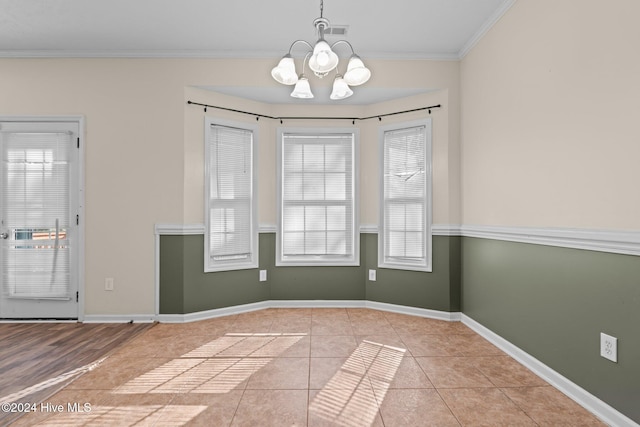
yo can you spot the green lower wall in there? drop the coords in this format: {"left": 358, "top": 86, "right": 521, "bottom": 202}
{"left": 158, "top": 235, "right": 184, "bottom": 314}
{"left": 364, "top": 234, "right": 461, "bottom": 311}
{"left": 461, "top": 237, "right": 640, "bottom": 424}
{"left": 160, "top": 234, "right": 271, "bottom": 314}
{"left": 159, "top": 233, "right": 460, "bottom": 314}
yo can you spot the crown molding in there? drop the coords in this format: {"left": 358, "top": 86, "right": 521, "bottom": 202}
{"left": 458, "top": 0, "right": 517, "bottom": 59}
{"left": 0, "top": 49, "right": 280, "bottom": 59}
{"left": 0, "top": 49, "right": 460, "bottom": 61}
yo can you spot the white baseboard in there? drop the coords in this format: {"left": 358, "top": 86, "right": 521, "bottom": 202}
{"left": 157, "top": 301, "right": 271, "bottom": 323}
{"left": 83, "top": 314, "right": 156, "bottom": 323}
{"left": 366, "top": 300, "right": 461, "bottom": 321}
{"left": 155, "top": 300, "right": 456, "bottom": 323}
{"left": 270, "top": 300, "right": 366, "bottom": 309}
{"left": 462, "top": 314, "right": 638, "bottom": 427}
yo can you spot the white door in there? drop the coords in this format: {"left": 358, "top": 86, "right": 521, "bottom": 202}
{"left": 0, "top": 120, "right": 80, "bottom": 319}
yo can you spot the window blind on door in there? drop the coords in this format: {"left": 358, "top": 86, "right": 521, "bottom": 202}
{"left": 206, "top": 124, "right": 256, "bottom": 271}
{"left": 2, "top": 130, "right": 72, "bottom": 298}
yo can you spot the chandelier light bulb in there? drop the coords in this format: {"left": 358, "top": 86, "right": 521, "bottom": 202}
{"left": 291, "top": 75, "right": 314, "bottom": 99}
{"left": 317, "top": 51, "right": 329, "bottom": 67}
{"left": 271, "top": 55, "right": 299, "bottom": 85}
{"left": 343, "top": 55, "right": 371, "bottom": 86}
{"left": 330, "top": 75, "right": 353, "bottom": 100}
{"left": 309, "top": 40, "right": 339, "bottom": 75}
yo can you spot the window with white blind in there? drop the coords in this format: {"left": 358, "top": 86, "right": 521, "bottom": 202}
{"left": 205, "top": 119, "right": 258, "bottom": 272}
{"left": 277, "top": 129, "right": 359, "bottom": 266}
{"left": 379, "top": 119, "right": 432, "bottom": 271}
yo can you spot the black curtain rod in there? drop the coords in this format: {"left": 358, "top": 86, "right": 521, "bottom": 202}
{"left": 187, "top": 100, "right": 441, "bottom": 123}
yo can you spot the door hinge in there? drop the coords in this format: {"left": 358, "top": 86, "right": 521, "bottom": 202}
{"left": 76, "top": 215, "right": 79, "bottom": 225}
{"left": 77, "top": 137, "right": 80, "bottom": 149}
{"left": 76, "top": 291, "right": 79, "bottom": 302}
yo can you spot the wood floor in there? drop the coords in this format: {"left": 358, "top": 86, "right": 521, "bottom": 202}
{"left": 0, "top": 321, "right": 153, "bottom": 425}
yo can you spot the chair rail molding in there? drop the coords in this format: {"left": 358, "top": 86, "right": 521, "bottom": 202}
{"left": 153, "top": 223, "right": 640, "bottom": 256}
{"left": 459, "top": 224, "right": 640, "bottom": 257}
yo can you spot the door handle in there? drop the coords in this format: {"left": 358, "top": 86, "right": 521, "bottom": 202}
{"left": 1, "top": 232, "right": 8, "bottom": 239}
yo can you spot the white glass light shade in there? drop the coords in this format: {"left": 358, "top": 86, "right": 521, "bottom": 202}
{"left": 343, "top": 55, "right": 371, "bottom": 86}
{"left": 271, "top": 55, "right": 298, "bottom": 85}
{"left": 330, "top": 75, "right": 353, "bottom": 100}
{"left": 308, "top": 40, "right": 339, "bottom": 76}
{"left": 290, "top": 76, "right": 314, "bottom": 98}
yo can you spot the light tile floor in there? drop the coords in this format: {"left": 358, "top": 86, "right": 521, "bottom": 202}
{"left": 13, "top": 308, "right": 606, "bottom": 426}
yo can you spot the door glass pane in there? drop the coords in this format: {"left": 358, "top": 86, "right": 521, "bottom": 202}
{"left": 2, "top": 131, "right": 71, "bottom": 299}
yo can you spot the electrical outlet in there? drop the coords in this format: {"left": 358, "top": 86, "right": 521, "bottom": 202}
{"left": 368, "top": 269, "right": 376, "bottom": 281}
{"left": 259, "top": 270, "right": 267, "bottom": 282}
{"left": 105, "top": 277, "right": 114, "bottom": 291}
{"left": 600, "top": 333, "right": 617, "bottom": 363}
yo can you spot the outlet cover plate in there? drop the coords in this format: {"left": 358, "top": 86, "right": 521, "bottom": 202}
{"left": 600, "top": 332, "right": 618, "bottom": 363}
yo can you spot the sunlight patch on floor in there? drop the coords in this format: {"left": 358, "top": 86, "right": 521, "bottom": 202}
{"left": 31, "top": 405, "right": 207, "bottom": 426}
{"left": 309, "top": 340, "right": 406, "bottom": 427}
{"left": 0, "top": 357, "right": 106, "bottom": 404}
{"left": 113, "top": 333, "right": 306, "bottom": 395}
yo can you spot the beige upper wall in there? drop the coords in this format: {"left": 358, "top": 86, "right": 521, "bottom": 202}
{"left": 184, "top": 85, "right": 457, "bottom": 228}
{"left": 1, "top": 57, "right": 459, "bottom": 316}
{"left": 0, "top": 58, "right": 188, "bottom": 315}
{"left": 461, "top": 0, "right": 640, "bottom": 230}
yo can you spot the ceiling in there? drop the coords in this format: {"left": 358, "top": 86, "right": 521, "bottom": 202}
{"left": 0, "top": 0, "right": 514, "bottom": 104}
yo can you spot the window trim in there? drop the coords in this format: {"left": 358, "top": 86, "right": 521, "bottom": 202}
{"left": 378, "top": 119, "right": 433, "bottom": 272}
{"left": 276, "top": 127, "right": 360, "bottom": 267}
{"left": 204, "top": 117, "right": 259, "bottom": 272}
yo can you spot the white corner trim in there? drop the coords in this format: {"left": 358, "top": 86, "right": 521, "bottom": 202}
{"left": 259, "top": 224, "right": 277, "bottom": 233}
{"left": 155, "top": 223, "right": 205, "bottom": 235}
{"left": 359, "top": 224, "right": 379, "bottom": 234}
{"left": 461, "top": 314, "right": 639, "bottom": 427}
{"left": 431, "top": 224, "right": 461, "bottom": 236}
{"left": 461, "top": 225, "right": 640, "bottom": 257}
{"left": 458, "top": 0, "right": 517, "bottom": 59}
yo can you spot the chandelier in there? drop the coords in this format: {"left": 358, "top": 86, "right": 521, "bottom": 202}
{"left": 270, "top": 0, "right": 371, "bottom": 100}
